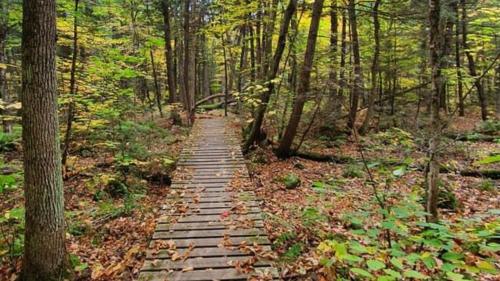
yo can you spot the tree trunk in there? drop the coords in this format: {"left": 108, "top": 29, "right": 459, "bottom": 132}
{"left": 326, "top": 0, "right": 339, "bottom": 123}
{"left": 427, "top": 0, "right": 443, "bottom": 223}
{"left": 183, "top": 0, "right": 193, "bottom": 123}
{"left": 150, "top": 48, "right": 163, "bottom": 117}
{"left": 161, "top": 0, "right": 177, "bottom": 103}
{"left": 461, "top": 0, "right": 487, "bottom": 120}
{"left": 0, "top": 0, "right": 11, "bottom": 134}
{"left": 277, "top": 0, "right": 325, "bottom": 158}
{"left": 62, "top": 0, "right": 79, "bottom": 171}
{"left": 21, "top": 0, "right": 67, "bottom": 279}
{"left": 337, "top": 9, "right": 348, "bottom": 123}
{"left": 360, "top": 0, "right": 381, "bottom": 134}
{"left": 243, "top": 0, "right": 298, "bottom": 151}
{"left": 455, "top": 2, "right": 464, "bottom": 116}
{"left": 496, "top": 63, "right": 500, "bottom": 119}
{"left": 347, "top": 0, "right": 364, "bottom": 130}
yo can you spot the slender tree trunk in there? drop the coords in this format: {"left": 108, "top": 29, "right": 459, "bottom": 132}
{"left": 244, "top": 0, "right": 298, "bottom": 151}
{"left": 347, "top": 0, "right": 364, "bottom": 130}
{"left": 360, "top": 0, "right": 381, "bottom": 134}
{"left": 455, "top": 3, "right": 464, "bottom": 116}
{"left": 223, "top": 35, "right": 229, "bottom": 117}
{"left": 326, "top": 0, "right": 339, "bottom": 122}
{"left": 0, "top": 0, "right": 11, "bottom": 134}
{"left": 277, "top": 0, "right": 325, "bottom": 158}
{"left": 496, "top": 63, "right": 500, "bottom": 119}
{"left": 337, "top": 9, "right": 347, "bottom": 122}
{"left": 150, "top": 48, "right": 163, "bottom": 117}
{"left": 161, "top": 0, "right": 176, "bottom": 103}
{"left": 427, "top": 0, "right": 443, "bottom": 223}
{"left": 21, "top": 0, "right": 67, "bottom": 279}
{"left": 461, "top": 0, "right": 487, "bottom": 120}
{"left": 62, "top": 0, "right": 79, "bottom": 170}
{"left": 183, "top": 0, "right": 193, "bottom": 123}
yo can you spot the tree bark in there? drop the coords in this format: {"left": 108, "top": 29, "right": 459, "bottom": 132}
{"left": 360, "top": 0, "right": 381, "bottom": 134}
{"left": 62, "top": 0, "right": 79, "bottom": 170}
{"left": 277, "top": 0, "right": 324, "bottom": 158}
{"left": 461, "top": 0, "right": 487, "bottom": 120}
{"left": 161, "top": 0, "right": 177, "bottom": 103}
{"left": 183, "top": 0, "right": 193, "bottom": 123}
{"left": 337, "top": 8, "right": 348, "bottom": 123}
{"left": 21, "top": 0, "right": 67, "bottom": 279}
{"left": 326, "top": 0, "right": 339, "bottom": 123}
{"left": 455, "top": 2, "right": 464, "bottom": 116}
{"left": 427, "top": 0, "right": 444, "bottom": 223}
{"left": 347, "top": 0, "right": 364, "bottom": 130}
{"left": 150, "top": 48, "right": 163, "bottom": 117}
{"left": 243, "top": 0, "right": 298, "bottom": 151}
{"left": 0, "top": 0, "right": 11, "bottom": 134}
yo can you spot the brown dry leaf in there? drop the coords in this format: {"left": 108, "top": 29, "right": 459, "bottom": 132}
{"left": 182, "top": 266, "right": 194, "bottom": 272}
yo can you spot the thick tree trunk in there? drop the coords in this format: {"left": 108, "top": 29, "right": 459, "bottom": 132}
{"left": 62, "top": 0, "right": 79, "bottom": 170}
{"left": 461, "top": 0, "right": 487, "bottom": 120}
{"left": 360, "top": 0, "right": 381, "bottom": 134}
{"left": 243, "top": 0, "right": 298, "bottom": 151}
{"left": 161, "top": 0, "right": 177, "bottom": 103}
{"left": 427, "top": 0, "right": 443, "bottom": 223}
{"left": 21, "top": 0, "right": 67, "bottom": 279}
{"left": 277, "top": 0, "right": 325, "bottom": 158}
{"left": 347, "top": 0, "right": 364, "bottom": 130}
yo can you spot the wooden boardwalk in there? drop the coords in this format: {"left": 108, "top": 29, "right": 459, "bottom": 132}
{"left": 139, "top": 118, "right": 275, "bottom": 281}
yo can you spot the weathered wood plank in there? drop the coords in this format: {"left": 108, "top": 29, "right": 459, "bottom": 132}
{"left": 146, "top": 245, "right": 271, "bottom": 259}
{"left": 142, "top": 256, "right": 270, "bottom": 271}
{"left": 153, "top": 228, "right": 265, "bottom": 239}
{"left": 150, "top": 236, "right": 271, "bottom": 247}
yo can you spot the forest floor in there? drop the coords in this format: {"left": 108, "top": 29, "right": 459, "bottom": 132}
{"left": 0, "top": 110, "right": 498, "bottom": 280}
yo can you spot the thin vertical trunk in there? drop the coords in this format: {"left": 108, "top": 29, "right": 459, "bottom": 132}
{"left": 62, "top": 0, "right": 79, "bottom": 170}
{"left": 161, "top": 0, "right": 177, "bottom": 103}
{"left": 427, "top": 0, "right": 443, "bottom": 223}
{"left": 347, "top": 0, "right": 364, "bottom": 130}
{"left": 496, "top": 63, "right": 500, "bottom": 119}
{"left": 21, "top": 0, "right": 67, "bottom": 279}
{"left": 150, "top": 48, "right": 163, "bottom": 117}
{"left": 223, "top": 34, "right": 229, "bottom": 117}
{"left": 337, "top": 9, "right": 347, "bottom": 121}
{"left": 360, "top": 0, "right": 381, "bottom": 134}
{"left": 455, "top": 2, "right": 464, "bottom": 116}
{"left": 0, "top": 0, "right": 10, "bottom": 133}
{"left": 183, "top": 0, "right": 193, "bottom": 123}
{"left": 326, "top": 0, "right": 339, "bottom": 122}
{"left": 244, "top": 0, "right": 298, "bottom": 151}
{"left": 277, "top": 0, "right": 325, "bottom": 158}
{"left": 461, "top": 0, "right": 487, "bottom": 120}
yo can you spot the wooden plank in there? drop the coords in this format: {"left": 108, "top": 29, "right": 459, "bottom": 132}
{"left": 165, "top": 213, "right": 263, "bottom": 223}
{"left": 153, "top": 228, "right": 265, "bottom": 239}
{"left": 150, "top": 236, "right": 271, "bottom": 247}
{"left": 142, "top": 256, "right": 270, "bottom": 271}
{"left": 169, "top": 207, "right": 261, "bottom": 216}
{"left": 138, "top": 267, "right": 276, "bottom": 281}
{"left": 157, "top": 220, "right": 264, "bottom": 231}
{"left": 146, "top": 245, "right": 271, "bottom": 259}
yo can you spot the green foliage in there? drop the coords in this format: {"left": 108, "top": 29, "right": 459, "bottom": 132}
{"left": 70, "top": 253, "right": 89, "bottom": 272}
{"left": 342, "top": 164, "right": 364, "bottom": 178}
{"left": 282, "top": 173, "right": 301, "bottom": 189}
{"left": 372, "top": 128, "right": 415, "bottom": 151}
{"left": 475, "top": 120, "right": 500, "bottom": 134}
{"left": 0, "top": 126, "right": 21, "bottom": 152}
{"left": 474, "top": 154, "right": 500, "bottom": 165}
{"left": 317, "top": 193, "right": 499, "bottom": 280}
